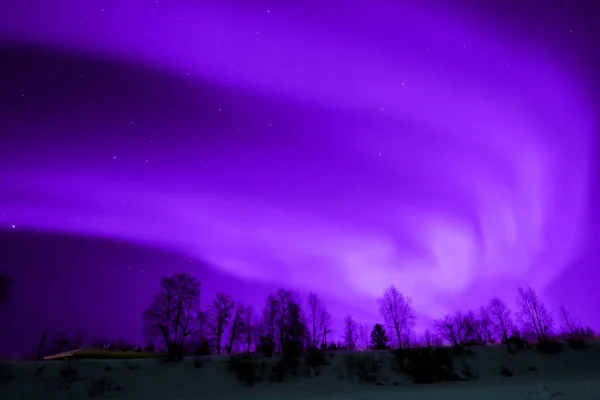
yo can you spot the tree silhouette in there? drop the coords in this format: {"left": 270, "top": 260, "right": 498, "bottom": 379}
{"left": 263, "top": 289, "right": 305, "bottom": 353}
{"left": 286, "top": 299, "right": 307, "bottom": 353}
{"left": 515, "top": 286, "right": 553, "bottom": 343}
{"left": 240, "top": 305, "right": 258, "bottom": 354}
{"left": 343, "top": 315, "right": 357, "bottom": 350}
{"left": 471, "top": 306, "right": 493, "bottom": 344}
{"left": 378, "top": 285, "right": 415, "bottom": 348}
{"left": 321, "top": 308, "right": 333, "bottom": 350}
{"left": 197, "top": 309, "right": 208, "bottom": 343}
{"left": 487, "top": 297, "right": 513, "bottom": 343}
{"left": 142, "top": 273, "right": 201, "bottom": 359}
{"left": 434, "top": 311, "right": 473, "bottom": 348}
{"left": 357, "top": 322, "right": 370, "bottom": 350}
{"left": 558, "top": 304, "right": 582, "bottom": 341}
{"left": 261, "top": 293, "right": 278, "bottom": 352}
{"left": 207, "top": 292, "right": 235, "bottom": 355}
{"left": 370, "top": 323, "right": 389, "bottom": 350}
{"left": 422, "top": 329, "right": 432, "bottom": 348}
{"left": 226, "top": 303, "right": 245, "bottom": 354}
{"left": 306, "top": 292, "right": 331, "bottom": 349}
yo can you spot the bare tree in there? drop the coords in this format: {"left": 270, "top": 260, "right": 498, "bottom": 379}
{"left": 206, "top": 292, "right": 235, "bottom": 355}
{"left": 306, "top": 292, "right": 332, "bottom": 349}
{"left": 378, "top": 285, "right": 415, "bottom": 348}
{"left": 261, "top": 293, "right": 278, "bottom": 353}
{"left": 321, "top": 308, "right": 333, "bottom": 349}
{"left": 0, "top": 273, "right": 12, "bottom": 306}
{"left": 142, "top": 273, "right": 201, "bottom": 359}
{"left": 226, "top": 303, "right": 245, "bottom": 354}
{"left": 471, "top": 306, "right": 494, "bottom": 344}
{"left": 343, "top": 315, "right": 358, "bottom": 350}
{"left": 241, "top": 305, "right": 258, "bottom": 353}
{"left": 434, "top": 311, "right": 473, "bottom": 348}
{"left": 357, "top": 322, "right": 370, "bottom": 350}
{"left": 487, "top": 297, "right": 513, "bottom": 343}
{"left": 197, "top": 310, "right": 208, "bottom": 341}
{"left": 423, "top": 329, "right": 432, "bottom": 348}
{"left": 515, "top": 287, "right": 553, "bottom": 343}
{"left": 287, "top": 300, "right": 307, "bottom": 351}
{"left": 263, "top": 289, "right": 305, "bottom": 353}
{"left": 558, "top": 304, "right": 581, "bottom": 341}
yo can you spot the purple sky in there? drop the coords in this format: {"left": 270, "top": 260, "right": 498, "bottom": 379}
{"left": 1, "top": 0, "right": 599, "bottom": 357}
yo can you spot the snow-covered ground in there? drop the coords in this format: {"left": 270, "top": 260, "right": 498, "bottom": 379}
{"left": 1, "top": 344, "right": 600, "bottom": 399}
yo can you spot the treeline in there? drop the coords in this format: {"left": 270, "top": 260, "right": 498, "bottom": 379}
{"left": 141, "top": 273, "right": 596, "bottom": 360}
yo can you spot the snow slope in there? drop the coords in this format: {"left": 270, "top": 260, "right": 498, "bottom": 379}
{"left": 1, "top": 344, "right": 599, "bottom": 400}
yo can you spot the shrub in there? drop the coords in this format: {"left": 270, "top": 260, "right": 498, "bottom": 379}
{"left": 257, "top": 361, "right": 268, "bottom": 382}
{"left": 504, "top": 334, "right": 527, "bottom": 353}
{"left": 500, "top": 365, "right": 513, "bottom": 377}
{"left": 305, "top": 348, "right": 326, "bottom": 368}
{"left": 537, "top": 341, "right": 562, "bottom": 354}
{"left": 58, "top": 363, "right": 84, "bottom": 388}
{"left": 566, "top": 337, "right": 587, "bottom": 349}
{"left": 343, "top": 355, "right": 381, "bottom": 383}
{"left": 392, "top": 347, "right": 455, "bottom": 384}
{"left": 229, "top": 355, "right": 258, "bottom": 387}
{"left": 504, "top": 335, "right": 527, "bottom": 349}
{"left": 257, "top": 335, "right": 275, "bottom": 357}
{"left": 461, "top": 363, "right": 478, "bottom": 379}
{"left": 88, "top": 377, "right": 117, "bottom": 398}
{"left": 280, "top": 341, "right": 301, "bottom": 377}
{"left": 195, "top": 340, "right": 211, "bottom": 356}
{"left": 270, "top": 361, "right": 286, "bottom": 382}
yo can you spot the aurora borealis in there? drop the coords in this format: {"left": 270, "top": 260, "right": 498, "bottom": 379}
{"left": 1, "top": 0, "right": 599, "bottom": 356}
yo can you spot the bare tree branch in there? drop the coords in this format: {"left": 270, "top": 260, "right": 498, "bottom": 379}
{"left": 378, "top": 285, "right": 415, "bottom": 349}
{"left": 206, "top": 292, "right": 235, "bottom": 355}
{"left": 515, "top": 286, "right": 553, "bottom": 343}
{"left": 142, "top": 273, "right": 200, "bottom": 359}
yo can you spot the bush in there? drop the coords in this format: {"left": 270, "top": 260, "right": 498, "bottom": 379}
{"left": 500, "top": 365, "right": 513, "bottom": 377}
{"left": 58, "top": 363, "right": 84, "bottom": 388}
{"left": 88, "top": 377, "right": 117, "bottom": 399}
{"left": 566, "top": 337, "right": 587, "bottom": 349}
{"left": 195, "top": 340, "right": 211, "bottom": 356}
{"left": 271, "top": 361, "right": 286, "bottom": 382}
{"left": 461, "top": 363, "right": 478, "bottom": 379}
{"left": 343, "top": 355, "right": 381, "bottom": 383}
{"left": 256, "top": 335, "right": 275, "bottom": 357}
{"left": 281, "top": 342, "right": 301, "bottom": 376}
{"left": 257, "top": 361, "right": 268, "bottom": 382}
{"left": 229, "top": 355, "right": 258, "bottom": 387}
{"left": 392, "top": 347, "right": 455, "bottom": 384}
{"left": 537, "top": 341, "right": 562, "bottom": 354}
{"left": 504, "top": 335, "right": 527, "bottom": 349}
{"left": 305, "top": 348, "right": 326, "bottom": 368}
{"left": 504, "top": 334, "right": 528, "bottom": 353}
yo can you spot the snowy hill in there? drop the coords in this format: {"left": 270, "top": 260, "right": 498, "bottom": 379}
{"left": 1, "top": 344, "right": 600, "bottom": 399}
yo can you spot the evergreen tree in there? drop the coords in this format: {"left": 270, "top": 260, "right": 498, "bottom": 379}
{"left": 370, "top": 323, "right": 390, "bottom": 350}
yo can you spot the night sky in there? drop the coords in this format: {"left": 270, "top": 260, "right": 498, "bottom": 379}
{"left": 1, "top": 0, "right": 599, "bottom": 358}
